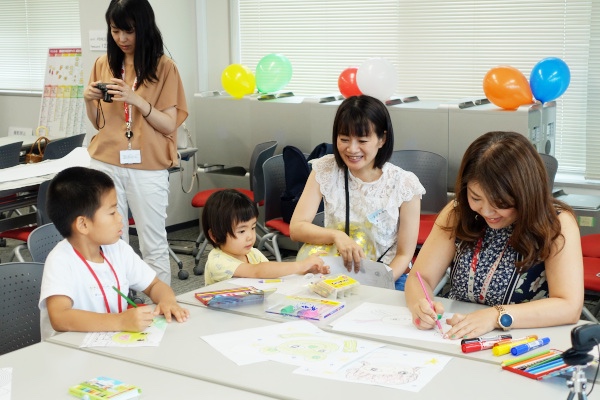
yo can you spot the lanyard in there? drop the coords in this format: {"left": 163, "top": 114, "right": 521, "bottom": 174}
{"left": 467, "top": 236, "right": 509, "bottom": 303}
{"left": 74, "top": 247, "right": 123, "bottom": 314}
{"left": 121, "top": 63, "right": 138, "bottom": 149}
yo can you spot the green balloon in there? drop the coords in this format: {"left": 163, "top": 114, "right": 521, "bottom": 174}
{"left": 255, "top": 53, "right": 292, "bottom": 93}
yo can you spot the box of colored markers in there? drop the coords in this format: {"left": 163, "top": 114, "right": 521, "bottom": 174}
{"left": 195, "top": 286, "right": 265, "bottom": 309}
{"left": 265, "top": 295, "right": 345, "bottom": 321}
{"left": 501, "top": 349, "right": 575, "bottom": 380}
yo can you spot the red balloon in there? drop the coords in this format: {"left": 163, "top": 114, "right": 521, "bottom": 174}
{"left": 338, "top": 67, "right": 362, "bottom": 98}
{"left": 483, "top": 66, "right": 533, "bottom": 110}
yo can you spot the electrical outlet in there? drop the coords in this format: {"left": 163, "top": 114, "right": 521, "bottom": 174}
{"left": 8, "top": 126, "right": 33, "bottom": 137}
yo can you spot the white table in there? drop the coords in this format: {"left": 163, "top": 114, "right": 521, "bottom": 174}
{"left": 46, "top": 305, "right": 591, "bottom": 399}
{"left": 0, "top": 341, "right": 276, "bottom": 399}
{"left": 177, "top": 278, "right": 592, "bottom": 366}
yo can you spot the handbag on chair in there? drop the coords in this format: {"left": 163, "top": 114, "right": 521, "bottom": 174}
{"left": 25, "top": 136, "right": 50, "bottom": 164}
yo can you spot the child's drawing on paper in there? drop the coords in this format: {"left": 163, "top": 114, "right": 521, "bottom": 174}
{"left": 329, "top": 302, "right": 457, "bottom": 344}
{"left": 201, "top": 320, "right": 384, "bottom": 371}
{"left": 346, "top": 361, "right": 420, "bottom": 385}
{"left": 80, "top": 316, "right": 167, "bottom": 348}
{"left": 294, "top": 348, "right": 452, "bottom": 392}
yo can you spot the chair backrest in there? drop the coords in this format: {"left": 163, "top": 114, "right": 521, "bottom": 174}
{"left": 539, "top": 153, "right": 558, "bottom": 191}
{"left": 27, "top": 223, "right": 63, "bottom": 263}
{"left": 249, "top": 140, "right": 278, "bottom": 202}
{"left": 389, "top": 150, "right": 448, "bottom": 214}
{"left": 42, "top": 133, "right": 86, "bottom": 160}
{"left": 0, "top": 140, "right": 23, "bottom": 169}
{"left": 0, "top": 261, "right": 44, "bottom": 355}
{"left": 36, "top": 179, "right": 52, "bottom": 226}
{"left": 262, "top": 154, "right": 287, "bottom": 222}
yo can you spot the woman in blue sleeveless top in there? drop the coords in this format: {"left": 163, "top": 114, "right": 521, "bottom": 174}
{"left": 405, "top": 131, "right": 583, "bottom": 339}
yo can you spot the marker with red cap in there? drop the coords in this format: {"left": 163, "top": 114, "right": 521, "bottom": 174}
{"left": 462, "top": 337, "right": 511, "bottom": 353}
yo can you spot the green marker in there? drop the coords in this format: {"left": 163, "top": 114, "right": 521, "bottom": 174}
{"left": 112, "top": 286, "right": 137, "bottom": 308}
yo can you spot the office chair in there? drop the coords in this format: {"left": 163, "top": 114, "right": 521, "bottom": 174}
{"left": 190, "top": 140, "right": 277, "bottom": 274}
{"left": 580, "top": 234, "right": 600, "bottom": 323}
{"left": 0, "top": 179, "right": 52, "bottom": 261}
{"left": 27, "top": 222, "right": 63, "bottom": 263}
{"left": 257, "top": 154, "right": 289, "bottom": 262}
{"left": 42, "top": 133, "right": 86, "bottom": 160}
{"left": 0, "top": 140, "right": 23, "bottom": 169}
{"left": 539, "top": 153, "right": 558, "bottom": 192}
{"left": 0, "top": 261, "right": 44, "bottom": 355}
{"left": 389, "top": 150, "right": 448, "bottom": 251}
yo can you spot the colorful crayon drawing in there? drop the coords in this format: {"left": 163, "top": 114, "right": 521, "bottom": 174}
{"left": 202, "top": 320, "right": 384, "bottom": 371}
{"left": 346, "top": 361, "right": 421, "bottom": 385}
{"left": 80, "top": 316, "right": 167, "bottom": 348}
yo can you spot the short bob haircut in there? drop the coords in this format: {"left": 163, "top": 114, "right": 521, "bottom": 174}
{"left": 332, "top": 95, "right": 394, "bottom": 170}
{"left": 105, "top": 0, "right": 164, "bottom": 87}
{"left": 47, "top": 167, "right": 116, "bottom": 238}
{"left": 202, "top": 189, "right": 259, "bottom": 248}
{"left": 450, "top": 131, "right": 572, "bottom": 271}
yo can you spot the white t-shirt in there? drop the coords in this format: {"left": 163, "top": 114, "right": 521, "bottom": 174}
{"left": 39, "top": 239, "right": 156, "bottom": 340}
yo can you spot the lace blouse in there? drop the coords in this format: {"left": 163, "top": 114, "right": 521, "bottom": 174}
{"left": 312, "top": 154, "right": 425, "bottom": 265}
{"left": 448, "top": 225, "right": 548, "bottom": 305}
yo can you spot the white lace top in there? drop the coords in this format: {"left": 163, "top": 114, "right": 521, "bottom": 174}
{"left": 312, "top": 154, "right": 425, "bottom": 265}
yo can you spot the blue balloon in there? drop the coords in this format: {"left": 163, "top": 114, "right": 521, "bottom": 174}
{"left": 529, "top": 57, "right": 571, "bottom": 103}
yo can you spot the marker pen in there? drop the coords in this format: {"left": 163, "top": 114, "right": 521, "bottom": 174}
{"left": 510, "top": 337, "right": 550, "bottom": 356}
{"left": 492, "top": 335, "right": 538, "bottom": 356}
{"left": 461, "top": 334, "right": 512, "bottom": 345}
{"left": 462, "top": 338, "right": 508, "bottom": 353}
{"left": 258, "top": 279, "right": 283, "bottom": 283}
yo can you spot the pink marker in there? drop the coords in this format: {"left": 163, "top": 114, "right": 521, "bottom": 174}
{"left": 415, "top": 271, "right": 444, "bottom": 334}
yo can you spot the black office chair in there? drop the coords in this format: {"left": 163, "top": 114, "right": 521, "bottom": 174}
{"left": 0, "top": 261, "right": 44, "bottom": 355}
{"left": 42, "top": 133, "right": 86, "bottom": 160}
{"left": 539, "top": 153, "right": 558, "bottom": 192}
{"left": 0, "top": 140, "right": 23, "bottom": 169}
{"left": 27, "top": 223, "right": 63, "bottom": 263}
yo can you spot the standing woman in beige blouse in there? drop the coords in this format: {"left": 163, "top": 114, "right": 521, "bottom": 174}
{"left": 83, "top": 0, "right": 188, "bottom": 285}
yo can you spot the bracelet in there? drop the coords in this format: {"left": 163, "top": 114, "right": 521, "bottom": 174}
{"left": 142, "top": 102, "right": 152, "bottom": 118}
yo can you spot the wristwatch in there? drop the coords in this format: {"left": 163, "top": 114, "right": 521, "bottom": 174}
{"left": 494, "top": 305, "right": 513, "bottom": 331}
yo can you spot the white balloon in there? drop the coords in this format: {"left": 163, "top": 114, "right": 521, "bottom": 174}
{"left": 356, "top": 58, "right": 398, "bottom": 102}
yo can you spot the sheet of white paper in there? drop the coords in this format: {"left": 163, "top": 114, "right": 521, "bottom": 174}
{"left": 201, "top": 320, "right": 384, "bottom": 371}
{"left": 80, "top": 316, "right": 167, "bottom": 348}
{"left": 321, "top": 256, "right": 395, "bottom": 289}
{"left": 0, "top": 147, "right": 90, "bottom": 190}
{"left": 329, "top": 302, "right": 458, "bottom": 345}
{"left": 294, "top": 347, "right": 452, "bottom": 392}
{"left": 0, "top": 368, "right": 11, "bottom": 400}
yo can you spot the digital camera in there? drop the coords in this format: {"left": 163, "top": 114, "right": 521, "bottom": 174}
{"left": 96, "top": 83, "right": 113, "bottom": 103}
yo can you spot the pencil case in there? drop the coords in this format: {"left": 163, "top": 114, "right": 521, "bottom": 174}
{"left": 501, "top": 349, "right": 575, "bottom": 380}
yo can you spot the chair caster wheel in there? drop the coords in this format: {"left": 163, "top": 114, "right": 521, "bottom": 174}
{"left": 178, "top": 269, "right": 189, "bottom": 280}
{"left": 193, "top": 265, "right": 204, "bottom": 275}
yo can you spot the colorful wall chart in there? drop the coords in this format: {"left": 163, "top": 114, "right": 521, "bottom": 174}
{"left": 38, "top": 48, "right": 86, "bottom": 138}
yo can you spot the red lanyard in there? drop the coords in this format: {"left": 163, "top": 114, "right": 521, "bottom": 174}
{"left": 121, "top": 63, "right": 138, "bottom": 141}
{"left": 467, "top": 237, "right": 508, "bottom": 303}
{"left": 74, "top": 247, "right": 123, "bottom": 313}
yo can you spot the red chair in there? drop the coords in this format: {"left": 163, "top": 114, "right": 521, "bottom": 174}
{"left": 580, "top": 234, "right": 600, "bottom": 322}
{"left": 389, "top": 150, "right": 448, "bottom": 254}
{"left": 191, "top": 141, "right": 277, "bottom": 274}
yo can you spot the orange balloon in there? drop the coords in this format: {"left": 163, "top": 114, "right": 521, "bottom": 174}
{"left": 483, "top": 66, "right": 533, "bottom": 110}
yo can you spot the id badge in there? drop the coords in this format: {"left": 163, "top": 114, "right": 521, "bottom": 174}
{"left": 120, "top": 149, "right": 141, "bottom": 164}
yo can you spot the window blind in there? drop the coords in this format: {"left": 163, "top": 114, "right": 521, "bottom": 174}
{"left": 237, "top": 0, "right": 598, "bottom": 178}
{"left": 0, "top": 0, "right": 81, "bottom": 92}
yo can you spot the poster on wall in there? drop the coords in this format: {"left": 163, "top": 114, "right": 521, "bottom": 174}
{"left": 38, "top": 47, "right": 86, "bottom": 138}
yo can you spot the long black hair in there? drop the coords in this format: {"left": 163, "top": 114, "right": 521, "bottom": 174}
{"left": 105, "top": 0, "right": 164, "bottom": 88}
